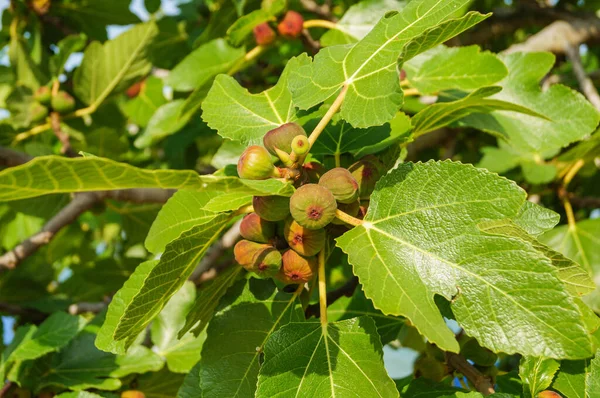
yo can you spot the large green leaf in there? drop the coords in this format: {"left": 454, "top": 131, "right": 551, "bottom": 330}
{"left": 177, "top": 361, "right": 202, "bottom": 398}
{"left": 336, "top": 161, "right": 593, "bottom": 358}
{"left": 289, "top": 0, "right": 488, "bottom": 128}
{"left": 74, "top": 22, "right": 158, "bottom": 107}
{"left": 151, "top": 282, "right": 207, "bottom": 373}
{"left": 519, "top": 356, "right": 560, "bottom": 398}
{"left": 202, "top": 54, "right": 310, "bottom": 145}
{"left": 198, "top": 279, "right": 304, "bottom": 398}
{"left": 401, "top": 379, "right": 480, "bottom": 397}
{"left": 552, "top": 350, "right": 600, "bottom": 398}
{"left": 50, "top": 34, "right": 87, "bottom": 77}
{"left": 122, "top": 76, "right": 166, "bottom": 127}
{"left": 133, "top": 100, "right": 193, "bottom": 148}
{"left": 406, "top": 45, "right": 507, "bottom": 94}
{"left": 256, "top": 317, "right": 398, "bottom": 397}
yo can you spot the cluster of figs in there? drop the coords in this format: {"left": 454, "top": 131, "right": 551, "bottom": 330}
{"left": 29, "top": 86, "right": 76, "bottom": 123}
{"left": 234, "top": 122, "right": 383, "bottom": 284}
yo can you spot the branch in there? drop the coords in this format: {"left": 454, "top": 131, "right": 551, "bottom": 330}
{"left": 0, "top": 302, "right": 46, "bottom": 321}
{"left": 68, "top": 301, "right": 107, "bottom": 315}
{"left": 299, "top": 0, "right": 333, "bottom": 20}
{"left": 0, "top": 189, "right": 175, "bottom": 271}
{"left": 0, "top": 146, "right": 33, "bottom": 167}
{"left": 445, "top": 352, "right": 496, "bottom": 396}
{"left": 305, "top": 276, "right": 359, "bottom": 318}
{"left": 568, "top": 194, "right": 600, "bottom": 208}
{"left": 564, "top": 41, "right": 600, "bottom": 111}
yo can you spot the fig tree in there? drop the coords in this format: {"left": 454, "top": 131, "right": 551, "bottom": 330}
{"left": 51, "top": 91, "right": 75, "bottom": 114}
{"left": 34, "top": 86, "right": 51, "bottom": 105}
{"left": 277, "top": 249, "right": 316, "bottom": 284}
{"left": 237, "top": 145, "right": 278, "bottom": 180}
{"left": 253, "top": 22, "right": 276, "bottom": 46}
{"left": 277, "top": 11, "right": 304, "bottom": 38}
{"left": 253, "top": 195, "right": 291, "bottom": 221}
{"left": 289, "top": 184, "right": 337, "bottom": 229}
{"left": 263, "top": 122, "right": 306, "bottom": 156}
{"left": 240, "top": 213, "right": 276, "bottom": 243}
{"left": 318, "top": 167, "right": 359, "bottom": 204}
{"left": 283, "top": 218, "right": 325, "bottom": 256}
{"left": 348, "top": 155, "right": 384, "bottom": 199}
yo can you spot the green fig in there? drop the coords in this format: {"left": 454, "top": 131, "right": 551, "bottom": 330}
{"left": 250, "top": 247, "right": 282, "bottom": 279}
{"left": 240, "top": 213, "right": 276, "bottom": 243}
{"left": 51, "top": 90, "right": 75, "bottom": 113}
{"left": 413, "top": 356, "right": 447, "bottom": 381}
{"left": 277, "top": 249, "right": 316, "bottom": 284}
{"left": 283, "top": 218, "right": 325, "bottom": 256}
{"left": 291, "top": 135, "right": 309, "bottom": 156}
{"left": 29, "top": 102, "right": 48, "bottom": 123}
{"left": 237, "top": 145, "right": 278, "bottom": 180}
{"left": 34, "top": 86, "right": 52, "bottom": 105}
{"left": 331, "top": 200, "right": 360, "bottom": 225}
{"left": 348, "top": 156, "right": 384, "bottom": 199}
{"left": 253, "top": 195, "right": 291, "bottom": 221}
{"left": 290, "top": 184, "right": 337, "bottom": 229}
{"left": 263, "top": 122, "right": 306, "bottom": 156}
{"left": 318, "top": 167, "right": 359, "bottom": 204}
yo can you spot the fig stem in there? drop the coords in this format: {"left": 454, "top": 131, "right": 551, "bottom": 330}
{"left": 233, "top": 204, "right": 254, "bottom": 216}
{"left": 334, "top": 209, "right": 363, "bottom": 227}
{"left": 318, "top": 249, "right": 328, "bottom": 326}
{"left": 307, "top": 84, "right": 349, "bottom": 149}
{"left": 227, "top": 45, "right": 266, "bottom": 76}
{"left": 303, "top": 19, "right": 338, "bottom": 30}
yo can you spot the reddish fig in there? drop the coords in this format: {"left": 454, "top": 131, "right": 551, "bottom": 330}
{"left": 237, "top": 145, "right": 278, "bottom": 180}
{"left": 234, "top": 240, "right": 268, "bottom": 266}
{"left": 348, "top": 156, "right": 384, "bottom": 199}
{"left": 121, "top": 392, "right": 146, "bottom": 398}
{"left": 250, "top": 247, "right": 282, "bottom": 278}
{"left": 290, "top": 183, "right": 337, "bottom": 229}
{"left": 283, "top": 218, "right": 325, "bottom": 256}
{"left": 34, "top": 86, "right": 51, "bottom": 105}
{"left": 291, "top": 135, "right": 309, "bottom": 156}
{"left": 538, "top": 392, "right": 561, "bottom": 398}
{"left": 51, "top": 91, "right": 75, "bottom": 114}
{"left": 253, "top": 195, "right": 291, "bottom": 221}
{"left": 277, "top": 11, "right": 304, "bottom": 38}
{"left": 277, "top": 249, "right": 316, "bottom": 284}
{"left": 240, "top": 213, "right": 276, "bottom": 243}
{"left": 253, "top": 23, "right": 276, "bottom": 46}
{"left": 263, "top": 122, "right": 306, "bottom": 156}
{"left": 126, "top": 80, "right": 145, "bottom": 98}
{"left": 30, "top": 102, "right": 48, "bottom": 123}
{"left": 302, "top": 161, "right": 325, "bottom": 182}
{"left": 318, "top": 167, "right": 359, "bottom": 204}
{"left": 400, "top": 69, "right": 407, "bottom": 81}
{"left": 332, "top": 200, "right": 360, "bottom": 225}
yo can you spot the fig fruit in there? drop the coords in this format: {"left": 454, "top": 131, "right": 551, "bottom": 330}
{"left": 30, "top": 102, "right": 48, "bottom": 123}
{"left": 277, "top": 249, "right": 316, "bottom": 284}
{"left": 121, "top": 392, "right": 146, "bottom": 398}
{"left": 237, "top": 145, "right": 278, "bottom": 180}
{"left": 253, "top": 195, "right": 291, "bottom": 221}
{"left": 283, "top": 218, "right": 325, "bottom": 256}
{"left": 538, "top": 392, "right": 561, "bottom": 398}
{"left": 290, "top": 184, "right": 337, "bottom": 229}
{"left": 253, "top": 22, "right": 276, "bottom": 46}
{"left": 291, "top": 135, "right": 309, "bottom": 156}
{"left": 234, "top": 239, "right": 268, "bottom": 266}
{"left": 413, "top": 356, "right": 447, "bottom": 381}
{"left": 302, "top": 161, "right": 325, "bottom": 182}
{"left": 318, "top": 167, "right": 359, "bottom": 204}
{"left": 240, "top": 213, "right": 276, "bottom": 243}
{"left": 250, "top": 247, "right": 282, "bottom": 279}
{"left": 51, "top": 91, "right": 75, "bottom": 114}
{"left": 34, "top": 86, "right": 51, "bottom": 105}
{"left": 348, "top": 156, "right": 384, "bottom": 199}
{"left": 277, "top": 11, "right": 304, "bottom": 38}
{"left": 126, "top": 80, "right": 145, "bottom": 98}
{"left": 263, "top": 122, "right": 306, "bottom": 156}
{"left": 331, "top": 200, "right": 360, "bottom": 225}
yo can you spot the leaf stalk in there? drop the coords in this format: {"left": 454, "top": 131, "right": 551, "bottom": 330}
{"left": 308, "top": 85, "right": 348, "bottom": 148}
{"left": 334, "top": 209, "right": 363, "bottom": 226}
{"left": 318, "top": 249, "right": 327, "bottom": 326}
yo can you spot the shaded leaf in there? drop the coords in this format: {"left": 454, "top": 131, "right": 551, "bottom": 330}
{"left": 519, "top": 356, "right": 560, "bottom": 398}
{"left": 122, "top": 76, "right": 166, "bottom": 127}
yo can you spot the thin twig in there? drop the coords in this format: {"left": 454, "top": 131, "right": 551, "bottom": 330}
{"left": 564, "top": 42, "right": 600, "bottom": 111}
{"left": 0, "top": 382, "right": 13, "bottom": 397}
{"left": 0, "top": 146, "right": 33, "bottom": 167}
{"left": 68, "top": 301, "right": 107, "bottom": 315}
{"left": 299, "top": 0, "right": 333, "bottom": 20}
{"left": 445, "top": 352, "right": 496, "bottom": 395}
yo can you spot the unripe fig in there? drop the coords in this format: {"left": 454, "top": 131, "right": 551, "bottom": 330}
{"left": 237, "top": 145, "right": 277, "bottom": 180}
{"left": 291, "top": 135, "right": 309, "bottom": 156}
{"left": 283, "top": 218, "right": 325, "bottom": 256}
{"left": 240, "top": 213, "right": 276, "bottom": 243}
{"left": 250, "top": 247, "right": 282, "bottom": 279}
{"left": 253, "top": 22, "right": 276, "bottom": 46}
{"left": 413, "top": 356, "right": 447, "bottom": 381}
{"left": 263, "top": 122, "right": 306, "bottom": 156}
{"left": 121, "top": 392, "right": 146, "bottom": 398}
{"left": 277, "top": 11, "right": 304, "bottom": 38}
{"left": 253, "top": 195, "right": 291, "bottom": 221}
{"left": 234, "top": 239, "right": 268, "bottom": 266}
{"left": 332, "top": 200, "right": 360, "bottom": 225}
{"left": 302, "top": 161, "right": 325, "bottom": 182}
{"left": 348, "top": 156, "right": 384, "bottom": 199}
{"left": 538, "top": 392, "right": 561, "bottom": 398}
{"left": 30, "top": 102, "right": 48, "bottom": 123}
{"left": 290, "top": 184, "right": 337, "bottom": 229}
{"left": 51, "top": 91, "right": 75, "bottom": 113}
{"left": 34, "top": 86, "right": 51, "bottom": 104}
{"left": 278, "top": 249, "right": 316, "bottom": 284}
{"left": 318, "top": 167, "right": 359, "bottom": 204}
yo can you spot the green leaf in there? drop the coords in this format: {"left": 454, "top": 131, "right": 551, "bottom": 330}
{"left": 9, "top": 36, "right": 46, "bottom": 89}
{"left": 199, "top": 279, "right": 304, "bottom": 398}
{"left": 321, "top": 0, "right": 407, "bottom": 46}
{"left": 111, "top": 215, "right": 231, "bottom": 351}
{"left": 74, "top": 22, "right": 158, "bottom": 107}
{"left": 122, "top": 76, "right": 166, "bottom": 127}
{"left": 407, "top": 45, "right": 507, "bottom": 94}
{"left": 55, "top": 392, "right": 108, "bottom": 398}
{"left": 72, "top": 127, "right": 129, "bottom": 160}
{"left": 256, "top": 317, "right": 398, "bottom": 397}
{"left": 519, "top": 356, "right": 560, "bottom": 398}
{"left": 336, "top": 161, "right": 593, "bottom": 358}
{"left": 179, "top": 265, "right": 244, "bottom": 337}
{"left": 166, "top": 38, "right": 245, "bottom": 92}
{"left": 402, "top": 378, "right": 476, "bottom": 397}
{"left": 202, "top": 54, "right": 311, "bottom": 145}
{"left": 177, "top": 361, "right": 202, "bottom": 398}
{"left": 460, "top": 52, "right": 600, "bottom": 157}
{"left": 0, "top": 156, "right": 204, "bottom": 201}
{"left": 50, "top": 34, "right": 87, "bottom": 77}
{"left": 137, "top": 368, "right": 187, "bottom": 397}
{"left": 513, "top": 201, "right": 559, "bottom": 237}
{"left": 552, "top": 350, "right": 600, "bottom": 398}
{"left": 227, "top": 10, "right": 272, "bottom": 47}
{"left": 151, "top": 282, "right": 207, "bottom": 373}
{"left": 290, "top": 0, "right": 488, "bottom": 128}
{"left": 134, "top": 100, "right": 193, "bottom": 148}
{"left": 411, "top": 86, "right": 547, "bottom": 137}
